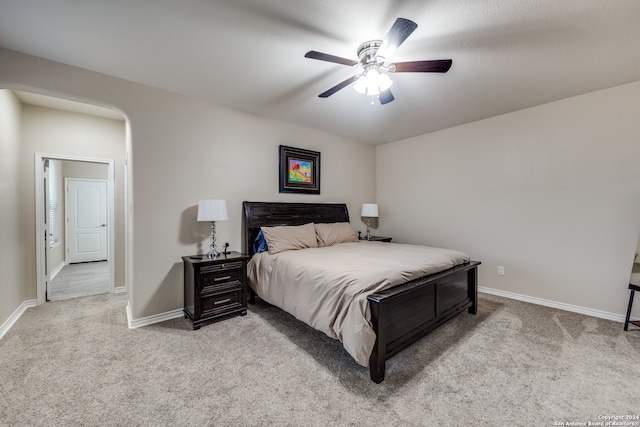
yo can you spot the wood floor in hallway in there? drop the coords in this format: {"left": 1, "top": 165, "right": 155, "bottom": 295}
{"left": 49, "top": 261, "right": 109, "bottom": 301}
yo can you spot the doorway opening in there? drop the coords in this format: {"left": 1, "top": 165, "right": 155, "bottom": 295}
{"left": 48, "top": 261, "right": 109, "bottom": 301}
{"left": 36, "top": 154, "right": 117, "bottom": 303}
{"left": 0, "top": 86, "right": 131, "bottom": 325}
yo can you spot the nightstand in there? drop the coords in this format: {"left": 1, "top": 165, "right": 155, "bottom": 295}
{"left": 182, "top": 251, "right": 250, "bottom": 330}
{"left": 359, "top": 236, "right": 392, "bottom": 242}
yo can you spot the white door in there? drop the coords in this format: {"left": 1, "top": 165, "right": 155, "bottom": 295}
{"left": 66, "top": 179, "right": 108, "bottom": 263}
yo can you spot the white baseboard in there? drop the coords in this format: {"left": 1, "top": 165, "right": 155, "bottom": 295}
{"left": 126, "top": 302, "right": 183, "bottom": 329}
{"left": 114, "top": 286, "right": 126, "bottom": 294}
{"left": 478, "top": 286, "right": 637, "bottom": 324}
{"left": 0, "top": 300, "right": 37, "bottom": 340}
{"left": 123, "top": 287, "right": 636, "bottom": 330}
{"left": 49, "top": 261, "right": 66, "bottom": 281}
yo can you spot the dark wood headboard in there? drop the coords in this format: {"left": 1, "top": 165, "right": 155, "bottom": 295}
{"left": 242, "top": 201, "right": 350, "bottom": 256}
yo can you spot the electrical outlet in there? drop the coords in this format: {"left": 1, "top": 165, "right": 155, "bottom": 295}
{"left": 498, "top": 266, "right": 505, "bottom": 275}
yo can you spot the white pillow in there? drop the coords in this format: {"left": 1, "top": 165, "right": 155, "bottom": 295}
{"left": 260, "top": 223, "right": 318, "bottom": 255}
{"left": 314, "top": 222, "right": 358, "bottom": 247}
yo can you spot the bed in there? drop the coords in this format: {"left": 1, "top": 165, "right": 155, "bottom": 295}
{"left": 243, "top": 201, "right": 480, "bottom": 383}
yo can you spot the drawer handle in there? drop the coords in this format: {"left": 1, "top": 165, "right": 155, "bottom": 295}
{"left": 214, "top": 298, "right": 231, "bottom": 305}
{"left": 214, "top": 276, "right": 232, "bottom": 282}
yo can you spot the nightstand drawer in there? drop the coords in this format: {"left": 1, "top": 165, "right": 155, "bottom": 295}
{"left": 200, "top": 261, "right": 243, "bottom": 274}
{"left": 201, "top": 290, "right": 242, "bottom": 317}
{"left": 200, "top": 268, "right": 242, "bottom": 288}
{"left": 201, "top": 280, "right": 242, "bottom": 296}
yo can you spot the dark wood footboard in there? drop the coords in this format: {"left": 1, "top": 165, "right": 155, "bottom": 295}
{"left": 368, "top": 260, "right": 480, "bottom": 383}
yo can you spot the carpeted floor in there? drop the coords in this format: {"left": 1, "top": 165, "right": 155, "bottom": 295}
{"left": 0, "top": 292, "right": 638, "bottom": 426}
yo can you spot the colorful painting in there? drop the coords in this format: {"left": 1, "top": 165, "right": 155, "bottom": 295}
{"left": 288, "top": 159, "right": 312, "bottom": 183}
{"left": 279, "top": 146, "right": 320, "bottom": 194}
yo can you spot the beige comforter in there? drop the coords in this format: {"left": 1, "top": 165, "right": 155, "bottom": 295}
{"left": 247, "top": 241, "right": 470, "bottom": 366}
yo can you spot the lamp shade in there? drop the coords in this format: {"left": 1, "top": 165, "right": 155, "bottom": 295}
{"left": 197, "top": 199, "right": 228, "bottom": 222}
{"left": 361, "top": 203, "right": 379, "bottom": 218}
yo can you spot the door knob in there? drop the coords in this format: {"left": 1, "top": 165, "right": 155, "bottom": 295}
{"left": 101, "top": 224, "right": 106, "bottom": 227}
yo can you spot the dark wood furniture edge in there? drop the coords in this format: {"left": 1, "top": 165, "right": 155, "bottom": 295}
{"left": 368, "top": 261, "right": 481, "bottom": 302}
{"left": 359, "top": 236, "right": 392, "bottom": 242}
{"left": 182, "top": 252, "right": 250, "bottom": 330}
{"left": 242, "top": 201, "right": 480, "bottom": 384}
{"left": 368, "top": 260, "right": 480, "bottom": 383}
{"left": 624, "top": 283, "right": 640, "bottom": 331}
{"left": 242, "top": 201, "right": 350, "bottom": 257}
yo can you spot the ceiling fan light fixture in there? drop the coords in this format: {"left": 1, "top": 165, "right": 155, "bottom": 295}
{"left": 353, "top": 74, "right": 368, "bottom": 94}
{"left": 366, "top": 84, "right": 381, "bottom": 97}
{"left": 377, "top": 72, "right": 393, "bottom": 91}
{"left": 306, "top": 18, "right": 452, "bottom": 104}
{"left": 353, "top": 68, "right": 392, "bottom": 97}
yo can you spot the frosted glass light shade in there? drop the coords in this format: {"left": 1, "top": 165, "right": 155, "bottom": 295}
{"left": 366, "top": 84, "right": 381, "bottom": 97}
{"left": 353, "top": 69, "right": 393, "bottom": 96}
{"left": 353, "top": 75, "right": 368, "bottom": 94}
{"left": 377, "top": 72, "right": 393, "bottom": 91}
{"left": 361, "top": 203, "right": 379, "bottom": 218}
{"left": 197, "top": 199, "right": 228, "bottom": 221}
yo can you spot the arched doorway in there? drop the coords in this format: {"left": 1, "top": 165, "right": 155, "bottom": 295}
{"left": 14, "top": 89, "right": 130, "bottom": 305}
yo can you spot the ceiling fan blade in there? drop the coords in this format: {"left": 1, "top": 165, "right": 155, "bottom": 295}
{"left": 305, "top": 51, "right": 358, "bottom": 67}
{"left": 379, "top": 89, "right": 395, "bottom": 105}
{"left": 376, "top": 18, "right": 418, "bottom": 61}
{"left": 390, "top": 59, "right": 453, "bottom": 73}
{"left": 318, "top": 75, "right": 359, "bottom": 98}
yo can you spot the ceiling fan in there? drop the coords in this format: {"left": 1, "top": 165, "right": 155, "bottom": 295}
{"left": 305, "top": 18, "right": 452, "bottom": 105}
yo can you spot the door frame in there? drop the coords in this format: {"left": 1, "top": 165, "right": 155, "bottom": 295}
{"left": 35, "top": 152, "right": 116, "bottom": 305}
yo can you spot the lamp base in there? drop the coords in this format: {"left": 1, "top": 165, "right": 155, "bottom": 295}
{"left": 207, "top": 221, "right": 219, "bottom": 258}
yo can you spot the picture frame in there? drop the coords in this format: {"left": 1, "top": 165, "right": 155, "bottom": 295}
{"left": 279, "top": 145, "right": 321, "bottom": 194}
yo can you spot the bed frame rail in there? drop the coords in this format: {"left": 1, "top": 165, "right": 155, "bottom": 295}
{"left": 368, "top": 261, "right": 480, "bottom": 383}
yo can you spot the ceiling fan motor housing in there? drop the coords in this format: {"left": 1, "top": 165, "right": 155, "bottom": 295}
{"left": 357, "top": 40, "right": 384, "bottom": 66}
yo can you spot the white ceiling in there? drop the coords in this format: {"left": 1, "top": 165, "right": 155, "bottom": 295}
{"left": 1, "top": 0, "right": 639, "bottom": 145}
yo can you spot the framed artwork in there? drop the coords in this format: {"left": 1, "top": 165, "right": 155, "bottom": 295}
{"left": 279, "top": 145, "right": 320, "bottom": 194}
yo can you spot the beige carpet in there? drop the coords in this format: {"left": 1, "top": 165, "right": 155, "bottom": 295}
{"left": 0, "top": 292, "right": 638, "bottom": 426}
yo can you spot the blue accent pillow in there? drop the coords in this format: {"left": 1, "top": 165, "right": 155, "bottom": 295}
{"left": 253, "top": 230, "right": 269, "bottom": 253}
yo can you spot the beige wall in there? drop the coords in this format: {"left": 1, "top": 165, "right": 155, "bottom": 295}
{"left": 377, "top": 81, "right": 640, "bottom": 318}
{"left": 2, "top": 46, "right": 638, "bottom": 328}
{"left": 0, "top": 48, "right": 376, "bottom": 322}
{"left": 63, "top": 160, "right": 109, "bottom": 180}
{"left": 0, "top": 89, "right": 27, "bottom": 325}
{"left": 20, "top": 105, "right": 127, "bottom": 291}
{"left": 122, "top": 77, "right": 375, "bottom": 319}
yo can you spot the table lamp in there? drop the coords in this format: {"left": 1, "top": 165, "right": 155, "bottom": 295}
{"left": 361, "top": 203, "right": 379, "bottom": 241}
{"left": 197, "top": 199, "right": 228, "bottom": 258}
